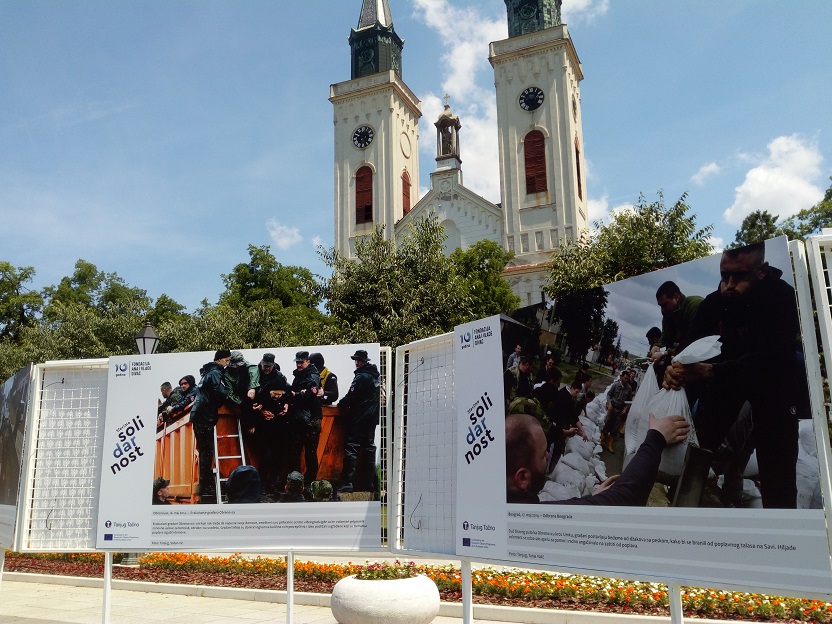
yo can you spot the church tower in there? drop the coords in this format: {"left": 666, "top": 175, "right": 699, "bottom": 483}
{"left": 330, "top": 0, "right": 421, "bottom": 258}
{"left": 490, "top": 0, "right": 589, "bottom": 305}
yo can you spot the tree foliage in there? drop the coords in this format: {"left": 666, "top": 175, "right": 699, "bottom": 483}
{"left": 0, "top": 262, "right": 43, "bottom": 342}
{"left": 0, "top": 300, "right": 146, "bottom": 382}
{"left": 156, "top": 305, "right": 331, "bottom": 354}
{"left": 552, "top": 287, "right": 609, "bottom": 364}
{"left": 548, "top": 191, "right": 713, "bottom": 297}
{"left": 321, "top": 215, "right": 475, "bottom": 347}
{"left": 449, "top": 240, "right": 520, "bottom": 318}
{"left": 219, "top": 245, "right": 321, "bottom": 311}
{"left": 42, "top": 259, "right": 151, "bottom": 318}
{"left": 729, "top": 178, "right": 832, "bottom": 247}
{"left": 597, "top": 317, "right": 620, "bottom": 363}
{"left": 728, "top": 211, "right": 781, "bottom": 249}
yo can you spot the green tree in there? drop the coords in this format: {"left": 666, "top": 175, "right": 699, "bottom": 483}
{"left": 548, "top": 191, "right": 713, "bottom": 297}
{"left": 219, "top": 245, "right": 321, "bottom": 312}
{"left": 729, "top": 178, "right": 832, "bottom": 246}
{"left": 728, "top": 210, "right": 782, "bottom": 249}
{"left": 0, "top": 299, "right": 147, "bottom": 381}
{"left": 0, "top": 262, "right": 43, "bottom": 342}
{"left": 321, "top": 215, "right": 473, "bottom": 347}
{"left": 450, "top": 240, "right": 520, "bottom": 318}
{"left": 147, "top": 293, "right": 188, "bottom": 327}
{"left": 42, "top": 259, "right": 151, "bottom": 317}
{"left": 553, "top": 287, "right": 608, "bottom": 364}
{"left": 597, "top": 317, "right": 619, "bottom": 363}
{"left": 158, "top": 305, "right": 330, "bottom": 354}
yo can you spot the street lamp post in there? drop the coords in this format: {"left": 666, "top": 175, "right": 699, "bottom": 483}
{"left": 120, "top": 321, "right": 160, "bottom": 567}
{"left": 135, "top": 321, "right": 160, "bottom": 355}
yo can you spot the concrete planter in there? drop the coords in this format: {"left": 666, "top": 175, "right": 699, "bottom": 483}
{"left": 330, "top": 574, "right": 440, "bottom": 624}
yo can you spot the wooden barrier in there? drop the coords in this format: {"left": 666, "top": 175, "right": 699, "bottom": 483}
{"left": 154, "top": 403, "right": 347, "bottom": 502}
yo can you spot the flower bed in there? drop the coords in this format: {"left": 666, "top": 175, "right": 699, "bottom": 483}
{"left": 4, "top": 551, "right": 831, "bottom": 622}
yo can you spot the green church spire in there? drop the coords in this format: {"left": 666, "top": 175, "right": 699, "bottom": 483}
{"left": 504, "top": 0, "right": 562, "bottom": 38}
{"left": 350, "top": 0, "right": 403, "bottom": 79}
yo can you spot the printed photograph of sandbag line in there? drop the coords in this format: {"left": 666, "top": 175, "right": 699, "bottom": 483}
{"left": 505, "top": 236, "right": 820, "bottom": 509}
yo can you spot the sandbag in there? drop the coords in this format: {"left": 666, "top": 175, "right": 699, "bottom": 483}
{"left": 644, "top": 388, "right": 698, "bottom": 476}
{"left": 565, "top": 436, "right": 593, "bottom": 461}
{"left": 583, "top": 474, "right": 599, "bottom": 494}
{"left": 796, "top": 455, "right": 822, "bottom": 509}
{"left": 799, "top": 419, "right": 817, "bottom": 458}
{"left": 551, "top": 462, "right": 585, "bottom": 489}
{"left": 561, "top": 451, "right": 592, "bottom": 475}
{"left": 624, "top": 363, "right": 661, "bottom": 455}
{"left": 539, "top": 479, "right": 581, "bottom": 502}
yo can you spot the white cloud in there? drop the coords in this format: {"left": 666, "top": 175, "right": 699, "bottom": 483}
{"left": 691, "top": 162, "right": 720, "bottom": 186}
{"left": 562, "top": 0, "right": 610, "bottom": 24}
{"left": 587, "top": 195, "right": 635, "bottom": 226}
{"left": 610, "top": 202, "right": 635, "bottom": 218}
{"left": 266, "top": 218, "right": 302, "bottom": 250}
{"left": 311, "top": 235, "right": 324, "bottom": 248}
{"left": 587, "top": 195, "right": 610, "bottom": 223}
{"left": 412, "top": 1, "right": 611, "bottom": 204}
{"left": 723, "top": 134, "right": 824, "bottom": 224}
{"left": 706, "top": 234, "right": 724, "bottom": 253}
{"left": 413, "top": 0, "right": 504, "bottom": 203}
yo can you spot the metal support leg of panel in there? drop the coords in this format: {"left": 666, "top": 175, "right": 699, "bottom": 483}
{"left": 102, "top": 551, "right": 113, "bottom": 624}
{"left": 286, "top": 550, "right": 294, "bottom": 624}
{"left": 0, "top": 548, "right": 5, "bottom": 591}
{"left": 669, "top": 582, "right": 684, "bottom": 624}
{"left": 461, "top": 559, "right": 473, "bottom": 624}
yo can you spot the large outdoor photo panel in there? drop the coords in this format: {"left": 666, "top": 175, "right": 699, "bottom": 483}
{"left": 0, "top": 365, "right": 33, "bottom": 548}
{"left": 96, "top": 344, "right": 383, "bottom": 551}
{"left": 456, "top": 238, "right": 832, "bottom": 595}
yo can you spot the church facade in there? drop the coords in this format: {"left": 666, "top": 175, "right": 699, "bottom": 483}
{"left": 330, "top": 0, "right": 588, "bottom": 306}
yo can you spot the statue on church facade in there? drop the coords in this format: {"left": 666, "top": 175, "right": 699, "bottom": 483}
{"left": 435, "top": 101, "right": 461, "bottom": 159}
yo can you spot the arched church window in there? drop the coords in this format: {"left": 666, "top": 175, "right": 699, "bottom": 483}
{"left": 355, "top": 166, "right": 373, "bottom": 224}
{"left": 402, "top": 171, "right": 411, "bottom": 216}
{"left": 574, "top": 137, "right": 583, "bottom": 201}
{"left": 524, "top": 130, "right": 547, "bottom": 194}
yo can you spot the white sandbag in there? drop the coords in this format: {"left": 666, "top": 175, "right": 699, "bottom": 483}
{"left": 633, "top": 337, "right": 720, "bottom": 475}
{"left": 741, "top": 479, "right": 763, "bottom": 508}
{"left": 579, "top": 415, "right": 597, "bottom": 435}
{"left": 565, "top": 436, "right": 593, "bottom": 461}
{"left": 743, "top": 450, "right": 758, "bottom": 477}
{"left": 593, "top": 461, "right": 607, "bottom": 482}
{"left": 799, "top": 419, "right": 817, "bottom": 458}
{"left": 796, "top": 455, "right": 821, "bottom": 509}
{"left": 644, "top": 388, "right": 698, "bottom": 476}
{"left": 673, "top": 335, "right": 722, "bottom": 364}
{"left": 624, "top": 363, "right": 661, "bottom": 455}
{"left": 583, "top": 474, "right": 599, "bottom": 494}
{"left": 551, "top": 462, "right": 585, "bottom": 489}
{"left": 561, "top": 451, "right": 592, "bottom": 475}
{"left": 539, "top": 479, "right": 581, "bottom": 502}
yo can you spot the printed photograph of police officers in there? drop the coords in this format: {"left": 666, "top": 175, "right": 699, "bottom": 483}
{"left": 505, "top": 237, "right": 821, "bottom": 510}
{"left": 0, "top": 367, "right": 31, "bottom": 509}
{"left": 152, "top": 344, "right": 380, "bottom": 504}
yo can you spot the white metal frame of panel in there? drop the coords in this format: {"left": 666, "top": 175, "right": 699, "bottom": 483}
{"left": 801, "top": 236, "right": 832, "bottom": 551}
{"left": 391, "top": 333, "right": 457, "bottom": 556}
{"left": 15, "top": 360, "right": 108, "bottom": 552}
{"left": 378, "top": 346, "right": 392, "bottom": 547}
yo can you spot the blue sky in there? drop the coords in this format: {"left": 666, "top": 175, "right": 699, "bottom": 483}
{"left": 2, "top": 0, "right": 830, "bottom": 312}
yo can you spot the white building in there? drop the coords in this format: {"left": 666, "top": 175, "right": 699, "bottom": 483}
{"left": 330, "top": 0, "right": 588, "bottom": 306}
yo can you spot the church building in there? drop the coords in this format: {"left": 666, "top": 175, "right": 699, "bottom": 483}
{"left": 330, "top": 0, "right": 588, "bottom": 306}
